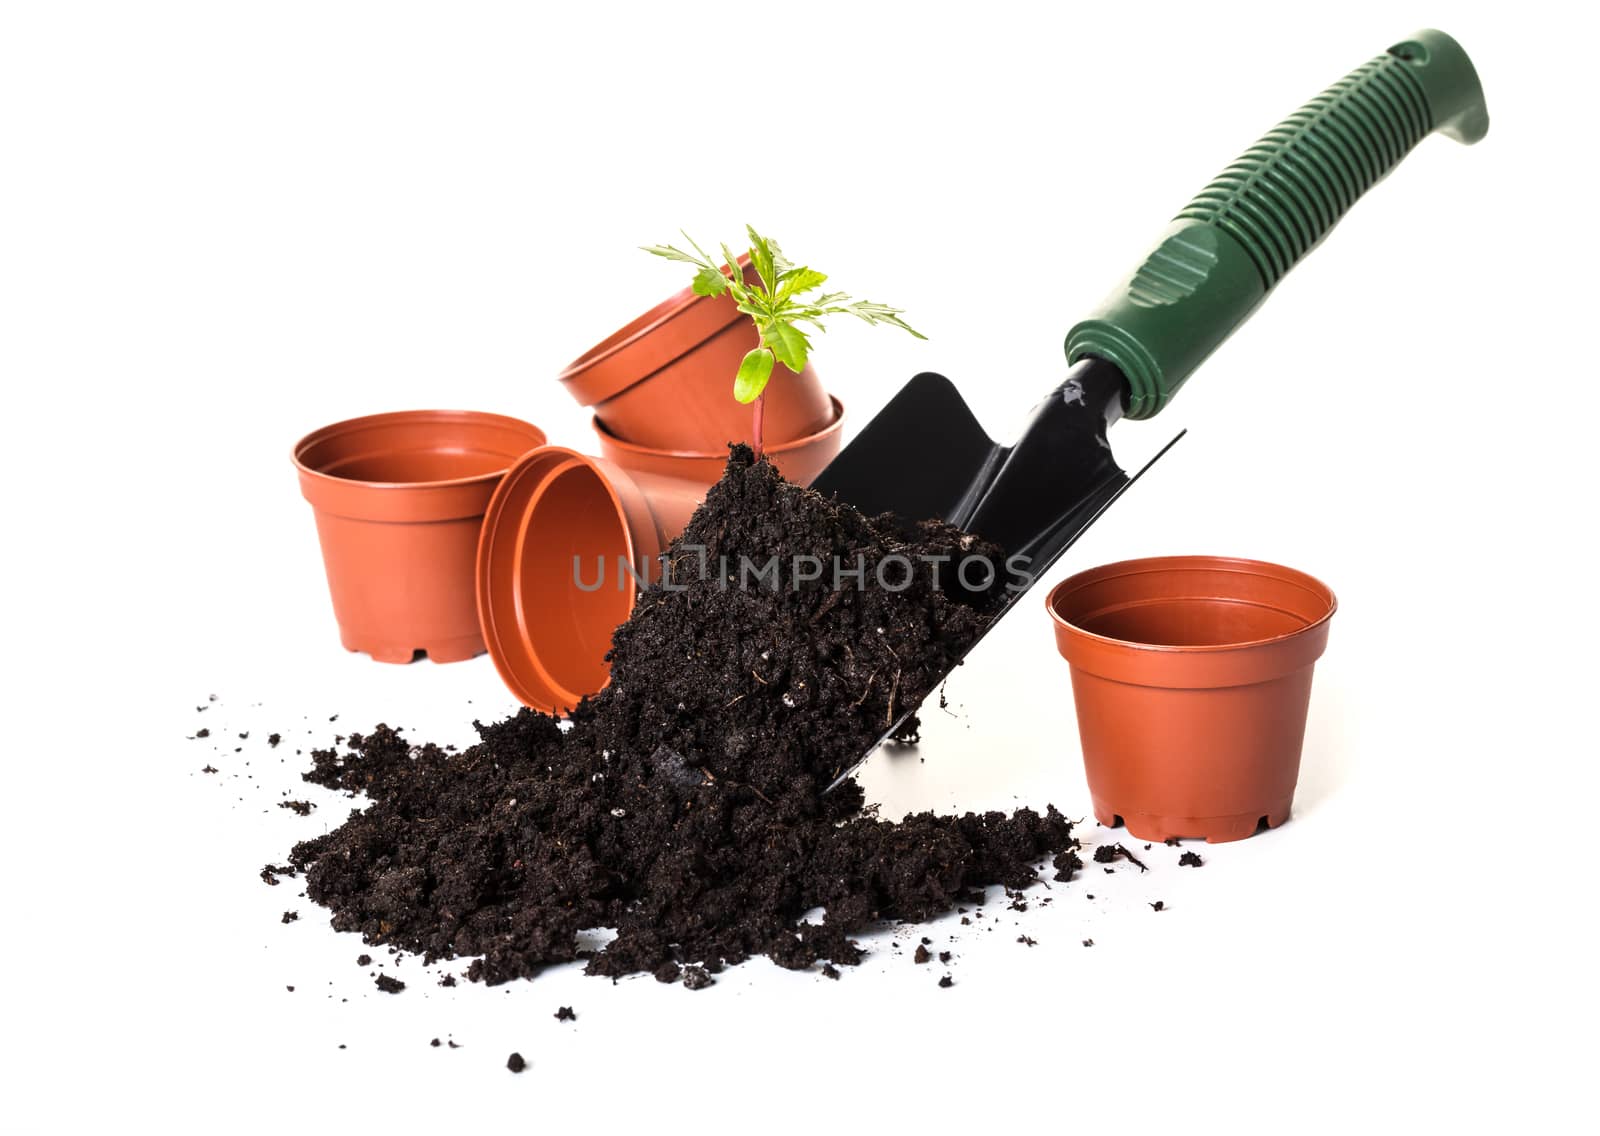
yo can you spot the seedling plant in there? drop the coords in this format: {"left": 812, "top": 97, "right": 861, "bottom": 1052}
{"left": 645, "top": 226, "right": 923, "bottom": 455}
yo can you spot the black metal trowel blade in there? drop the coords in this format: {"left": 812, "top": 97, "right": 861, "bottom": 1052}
{"left": 809, "top": 372, "right": 1004, "bottom": 526}
{"left": 811, "top": 356, "right": 1182, "bottom": 791}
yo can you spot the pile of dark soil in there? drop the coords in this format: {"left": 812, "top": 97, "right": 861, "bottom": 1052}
{"left": 288, "top": 449, "right": 1079, "bottom": 985}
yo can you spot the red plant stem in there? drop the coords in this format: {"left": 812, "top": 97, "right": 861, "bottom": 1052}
{"left": 751, "top": 392, "right": 766, "bottom": 459}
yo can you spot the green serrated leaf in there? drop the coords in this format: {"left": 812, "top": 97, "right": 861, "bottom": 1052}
{"left": 880, "top": 313, "right": 928, "bottom": 339}
{"left": 745, "top": 225, "right": 776, "bottom": 292}
{"left": 734, "top": 347, "right": 775, "bottom": 403}
{"left": 691, "top": 265, "right": 728, "bottom": 297}
{"left": 776, "top": 267, "right": 828, "bottom": 302}
{"left": 763, "top": 321, "right": 810, "bottom": 373}
{"left": 642, "top": 244, "right": 705, "bottom": 266}
{"left": 720, "top": 242, "right": 753, "bottom": 298}
{"left": 767, "top": 235, "right": 792, "bottom": 276}
{"left": 681, "top": 230, "right": 719, "bottom": 267}
{"left": 846, "top": 300, "right": 927, "bottom": 339}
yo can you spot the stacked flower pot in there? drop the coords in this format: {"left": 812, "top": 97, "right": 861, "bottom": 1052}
{"left": 294, "top": 263, "right": 844, "bottom": 714}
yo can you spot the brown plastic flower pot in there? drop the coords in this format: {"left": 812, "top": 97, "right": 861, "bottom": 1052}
{"left": 476, "top": 446, "right": 704, "bottom": 713}
{"left": 1046, "top": 556, "right": 1337, "bottom": 843}
{"left": 293, "top": 410, "right": 547, "bottom": 663}
{"left": 592, "top": 396, "right": 844, "bottom": 488}
{"left": 558, "top": 260, "right": 833, "bottom": 452}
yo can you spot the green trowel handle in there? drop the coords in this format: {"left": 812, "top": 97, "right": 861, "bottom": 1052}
{"left": 1065, "top": 28, "right": 1488, "bottom": 419}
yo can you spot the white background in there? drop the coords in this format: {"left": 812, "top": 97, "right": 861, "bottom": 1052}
{"left": 4, "top": 1, "right": 1596, "bottom": 1131}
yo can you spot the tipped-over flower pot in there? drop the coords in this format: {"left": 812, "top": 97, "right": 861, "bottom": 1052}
{"left": 1046, "top": 556, "right": 1337, "bottom": 843}
{"left": 592, "top": 396, "right": 844, "bottom": 488}
{"left": 558, "top": 262, "right": 833, "bottom": 452}
{"left": 293, "top": 410, "right": 547, "bottom": 663}
{"left": 476, "top": 447, "right": 704, "bottom": 713}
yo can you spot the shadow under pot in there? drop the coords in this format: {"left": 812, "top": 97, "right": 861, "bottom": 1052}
{"left": 293, "top": 409, "right": 547, "bottom": 663}
{"left": 1046, "top": 556, "right": 1337, "bottom": 843}
{"left": 558, "top": 260, "right": 833, "bottom": 452}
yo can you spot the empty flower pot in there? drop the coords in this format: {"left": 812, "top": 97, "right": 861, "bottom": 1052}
{"left": 592, "top": 396, "right": 844, "bottom": 488}
{"left": 476, "top": 446, "right": 705, "bottom": 713}
{"left": 293, "top": 410, "right": 547, "bottom": 663}
{"left": 558, "top": 260, "right": 833, "bottom": 452}
{"left": 1046, "top": 556, "right": 1337, "bottom": 843}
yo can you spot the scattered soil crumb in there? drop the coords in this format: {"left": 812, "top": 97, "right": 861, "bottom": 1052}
{"left": 913, "top": 944, "right": 931, "bottom": 964}
{"left": 681, "top": 965, "right": 715, "bottom": 990}
{"left": 1052, "top": 849, "right": 1083, "bottom": 882}
{"left": 1017, "top": 934, "right": 1036, "bottom": 947}
{"left": 202, "top": 764, "right": 218, "bottom": 774}
{"left": 259, "top": 864, "right": 296, "bottom": 886}
{"left": 1093, "top": 843, "right": 1149, "bottom": 872}
{"left": 430, "top": 1038, "right": 441, "bottom": 1047}
{"left": 821, "top": 964, "right": 841, "bottom": 980}
{"left": 506, "top": 1052, "right": 526, "bottom": 1074}
{"left": 1179, "top": 851, "right": 1204, "bottom": 868}
{"left": 554, "top": 1006, "right": 576, "bottom": 1022}
{"left": 938, "top": 951, "right": 951, "bottom": 963}
{"left": 278, "top": 800, "right": 314, "bottom": 816}
{"left": 356, "top": 954, "right": 372, "bottom": 967}
{"left": 196, "top": 728, "right": 211, "bottom": 739}
{"left": 375, "top": 974, "right": 406, "bottom": 994}
{"left": 938, "top": 975, "right": 954, "bottom": 988}
{"left": 438, "top": 974, "right": 457, "bottom": 988}
{"left": 654, "top": 962, "right": 682, "bottom": 985}
{"left": 1082, "top": 939, "right": 1094, "bottom": 947}
{"left": 281, "top": 911, "right": 299, "bottom": 924}
{"left": 1150, "top": 901, "right": 1166, "bottom": 912}
{"left": 268, "top": 733, "right": 283, "bottom": 748}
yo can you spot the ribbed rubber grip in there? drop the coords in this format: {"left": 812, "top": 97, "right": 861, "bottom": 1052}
{"left": 1066, "top": 29, "right": 1488, "bottom": 419}
{"left": 1180, "top": 52, "right": 1432, "bottom": 288}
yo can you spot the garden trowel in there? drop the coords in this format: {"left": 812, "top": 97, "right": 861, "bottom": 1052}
{"left": 814, "top": 28, "right": 1488, "bottom": 789}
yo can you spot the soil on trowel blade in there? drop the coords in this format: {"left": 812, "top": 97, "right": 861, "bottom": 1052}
{"left": 288, "top": 448, "right": 1078, "bottom": 986}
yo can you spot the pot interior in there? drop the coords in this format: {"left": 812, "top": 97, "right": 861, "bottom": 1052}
{"left": 1076, "top": 596, "right": 1309, "bottom": 647}
{"left": 514, "top": 461, "right": 636, "bottom": 703}
{"left": 299, "top": 413, "right": 545, "bottom": 486}
{"left": 1054, "top": 559, "right": 1335, "bottom": 650}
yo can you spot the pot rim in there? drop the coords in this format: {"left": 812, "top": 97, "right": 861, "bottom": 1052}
{"left": 556, "top": 256, "right": 756, "bottom": 399}
{"left": 1046, "top": 555, "right": 1337, "bottom": 655}
{"left": 292, "top": 409, "right": 547, "bottom": 493}
{"left": 590, "top": 395, "right": 844, "bottom": 459}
